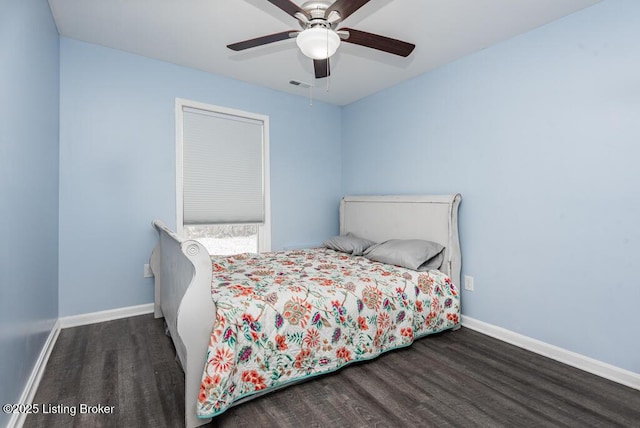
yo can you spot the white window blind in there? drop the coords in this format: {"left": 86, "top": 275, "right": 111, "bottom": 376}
{"left": 182, "top": 106, "right": 265, "bottom": 224}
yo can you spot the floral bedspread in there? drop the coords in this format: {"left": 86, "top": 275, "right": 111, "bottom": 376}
{"left": 197, "top": 248, "right": 460, "bottom": 417}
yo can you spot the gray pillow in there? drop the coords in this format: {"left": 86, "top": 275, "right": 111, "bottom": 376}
{"left": 363, "top": 239, "right": 445, "bottom": 271}
{"left": 322, "top": 233, "right": 376, "bottom": 256}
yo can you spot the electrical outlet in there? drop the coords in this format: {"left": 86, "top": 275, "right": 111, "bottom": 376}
{"left": 464, "top": 275, "right": 474, "bottom": 291}
{"left": 144, "top": 263, "right": 154, "bottom": 278}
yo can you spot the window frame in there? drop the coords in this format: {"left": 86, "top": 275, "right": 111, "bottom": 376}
{"left": 175, "top": 98, "right": 271, "bottom": 253}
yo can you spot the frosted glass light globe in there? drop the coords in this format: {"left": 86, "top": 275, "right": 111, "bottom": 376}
{"left": 296, "top": 27, "right": 340, "bottom": 59}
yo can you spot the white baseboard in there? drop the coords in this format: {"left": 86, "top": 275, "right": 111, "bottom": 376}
{"left": 461, "top": 315, "right": 640, "bottom": 391}
{"left": 8, "top": 320, "right": 61, "bottom": 428}
{"left": 59, "top": 303, "right": 155, "bottom": 329}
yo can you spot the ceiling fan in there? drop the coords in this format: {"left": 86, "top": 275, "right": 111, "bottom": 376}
{"left": 227, "top": 0, "right": 416, "bottom": 79}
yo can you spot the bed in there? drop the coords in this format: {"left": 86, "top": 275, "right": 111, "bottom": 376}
{"left": 150, "top": 194, "right": 462, "bottom": 427}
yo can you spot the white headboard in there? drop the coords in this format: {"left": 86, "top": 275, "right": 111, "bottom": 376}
{"left": 340, "top": 194, "right": 462, "bottom": 287}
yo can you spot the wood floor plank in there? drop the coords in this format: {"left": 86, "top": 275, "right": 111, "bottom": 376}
{"left": 25, "top": 315, "right": 640, "bottom": 428}
{"left": 440, "top": 333, "right": 636, "bottom": 427}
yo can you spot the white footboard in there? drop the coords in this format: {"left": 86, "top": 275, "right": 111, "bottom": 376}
{"left": 150, "top": 220, "right": 215, "bottom": 428}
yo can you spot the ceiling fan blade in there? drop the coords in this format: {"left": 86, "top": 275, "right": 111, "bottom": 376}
{"left": 314, "top": 58, "right": 330, "bottom": 79}
{"left": 339, "top": 28, "right": 415, "bottom": 57}
{"left": 227, "top": 30, "right": 296, "bottom": 51}
{"left": 268, "top": 0, "right": 310, "bottom": 20}
{"left": 324, "top": 0, "right": 371, "bottom": 22}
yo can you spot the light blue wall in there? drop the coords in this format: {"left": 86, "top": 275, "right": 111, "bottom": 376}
{"left": 0, "top": 0, "right": 60, "bottom": 423}
{"left": 58, "top": 38, "right": 342, "bottom": 316}
{"left": 342, "top": 0, "right": 639, "bottom": 373}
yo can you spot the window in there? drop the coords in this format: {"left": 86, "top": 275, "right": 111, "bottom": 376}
{"left": 176, "top": 99, "right": 270, "bottom": 255}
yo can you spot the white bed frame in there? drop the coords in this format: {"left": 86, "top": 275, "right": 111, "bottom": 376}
{"left": 150, "top": 193, "right": 461, "bottom": 428}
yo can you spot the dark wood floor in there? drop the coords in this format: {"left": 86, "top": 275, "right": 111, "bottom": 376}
{"left": 26, "top": 314, "right": 640, "bottom": 428}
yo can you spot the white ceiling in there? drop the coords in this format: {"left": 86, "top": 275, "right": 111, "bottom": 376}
{"left": 48, "top": 0, "right": 600, "bottom": 106}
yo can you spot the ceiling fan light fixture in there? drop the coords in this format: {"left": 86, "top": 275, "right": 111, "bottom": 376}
{"left": 296, "top": 27, "right": 340, "bottom": 59}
